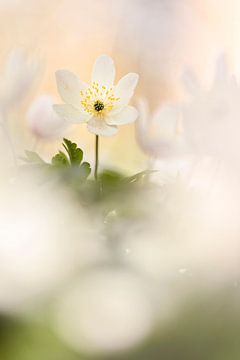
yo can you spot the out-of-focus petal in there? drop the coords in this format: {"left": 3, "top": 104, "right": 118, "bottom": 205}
{"left": 213, "top": 54, "right": 229, "bottom": 86}
{"left": 27, "top": 95, "right": 69, "bottom": 138}
{"left": 181, "top": 68, "right": 201, "bottom": 96}
{"left": 0, "top": 48, "right": 39, "bottom": 109}
{"left": 136, "top": 99, "right": 187, "bottom": 158}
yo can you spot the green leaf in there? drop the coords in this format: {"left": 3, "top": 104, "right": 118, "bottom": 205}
{"left": 79, "top": 162, "right": 91, "bottom": 180}
{"left": 122, "top": 170, "right": 157, "bottom": 184}
{"left": 21, "top": 151, "right": 45, "bottom": 164}
{"left": 63, "top": 138, "right": 83, "bottom": 165}
{"left": 51, "top": 151, "right": 69, "bottom": 167}
{"left": 99, "top": 170, "right": 125, "bottom": 184}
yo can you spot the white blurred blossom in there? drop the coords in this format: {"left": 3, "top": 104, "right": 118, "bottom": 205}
{"left": 0, "top": 49, "right": 40, "bottom": 165}
{"left": 136, "top": 98, "right": 190, "bottom": 184}
{"left": 136, "top": 98, "right": 186, "bottom": 158}
{"left": 0, "top": 48, "right": 39, "bottom": 114}
{"left": 182, "top": 55, "right": 240, "bottom": 164}
{"left": 0, "top": 177, "right": 106, "bottom": 312}
{"left": 54, "top": 268, "right": 154, "bottom": 355}
{"left": 27, "top": 94, "right": 69, "bottom": 139}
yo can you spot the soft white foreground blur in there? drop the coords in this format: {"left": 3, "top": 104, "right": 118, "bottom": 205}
{"left": 0, "top": 173, "right": 107, "bottom": 312}
{"left": 54, "top": 268, "right": 155, "bottom": 354}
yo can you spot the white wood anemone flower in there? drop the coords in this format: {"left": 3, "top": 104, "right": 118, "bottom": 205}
{"left": 136, "top": 99, "right": 190, "bottom": 185}
{"left": 53, "top": 55, "right": 139, "bottom": 137}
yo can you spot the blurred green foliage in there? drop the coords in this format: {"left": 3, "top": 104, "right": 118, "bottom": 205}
{"left": 0, "top": 290, "right": 240, "bottom": 360}
{"left": 20, "top": 139, "right": 154, "bottom": 207}
{"left": 13, "top": 139, "right": 240, "bottom": 359}
{"left": 0, "top": 315, "right": 80, "bottom": 360}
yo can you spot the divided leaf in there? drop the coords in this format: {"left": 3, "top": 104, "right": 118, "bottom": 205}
{"left": 63, "top": 138, "right": 83, "bottom": 165}
{"left": 22, "top": 151, "right": 45, "bottom": 164}
{"left": 52, "top": 151, "right": 69, "bottom": 167}
{"left": 51, "top": 138, "right": 91, "bottom": 181}
{"left": 23, "top": 138, "right": 92, "bottom": 184}
{"left": 79, "top": 162, "right": 91, "bottom": 180}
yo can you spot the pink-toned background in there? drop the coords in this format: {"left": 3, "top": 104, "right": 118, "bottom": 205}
{"left": 1, "top": 0, "right": 240, "bottom": 171}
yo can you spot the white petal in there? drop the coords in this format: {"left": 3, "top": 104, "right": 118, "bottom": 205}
{"left": 106, "top": 106, "right": 138, "bottom": 125}
{"left": 135, "top": 98, "right": 151, "bottom": 152}
{"left": 87, "top": 117, "right": 118, "bottom": 136}
{"left": 152, "top": 105, "right": 181, "bottom": 141}
{"left": 135, "top": 98, "right": 149, "bottom": 131}
{"left": 56, "top": 70, "right": 87, "bottom": 108}
{"left": 181, "top": 68, "right": 200, "bottom": 96}
{"left": 151, "top": 105, "right": 186, "bottom": 157}
{"left": 1, "top": 49, "right": 39, "bottom": 109}
{"left": 91, "top": 55, "right": 115, "bottom": 86}
{"left": 213, "top": 54, "right": 229, "bottom": 86}
{"left": 112, "top": 73, "right": 139, "bottom": 114}
{"left": 53, "top": 104, "right": 91, "bottom": 123}
{"left": 27, "top": 95, "right": 68, "bottom": 138}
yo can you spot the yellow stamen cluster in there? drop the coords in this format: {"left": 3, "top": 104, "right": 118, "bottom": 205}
{"left": 80, "top": 81, "right": 120, "bottom": 117}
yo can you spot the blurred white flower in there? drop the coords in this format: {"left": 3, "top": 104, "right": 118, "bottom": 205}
{"left": 182, "top": 55, "right": 240, "bottom": 164}
{"left": 27, "top": 95, "right": 69, "bottom": 139}
{"left": 0, "top": 49, "right": 40, "bottom": 165}
{"left": 0, "top": 48, "right": 39, "bottom": 114}
{"left": 136, "top": 98, "right": 190, "bottom": 184}
{"left": 54, "top": 268, "right": 154, "bottom": 355}
{"left": 136, "top": 98, "right": 186, "bottom": 158}
{"left": 54, "top": 55, "right": 139, "bottom": 136}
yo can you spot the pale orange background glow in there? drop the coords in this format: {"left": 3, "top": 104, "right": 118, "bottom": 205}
{"left": 1, "top": 0, "right": 240, "bottom": 171}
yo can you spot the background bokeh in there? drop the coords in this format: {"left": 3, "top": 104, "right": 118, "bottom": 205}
{"left": 1, "top": 0, "right": 240, "bottom": 170}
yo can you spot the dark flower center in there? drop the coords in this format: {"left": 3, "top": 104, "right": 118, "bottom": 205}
{"left": 94, "top": 100, "right": 104, "bottom": 112}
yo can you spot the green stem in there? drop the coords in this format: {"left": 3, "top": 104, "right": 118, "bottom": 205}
{"left": 94, "top": 135, "right": 99, "bottom": 180}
